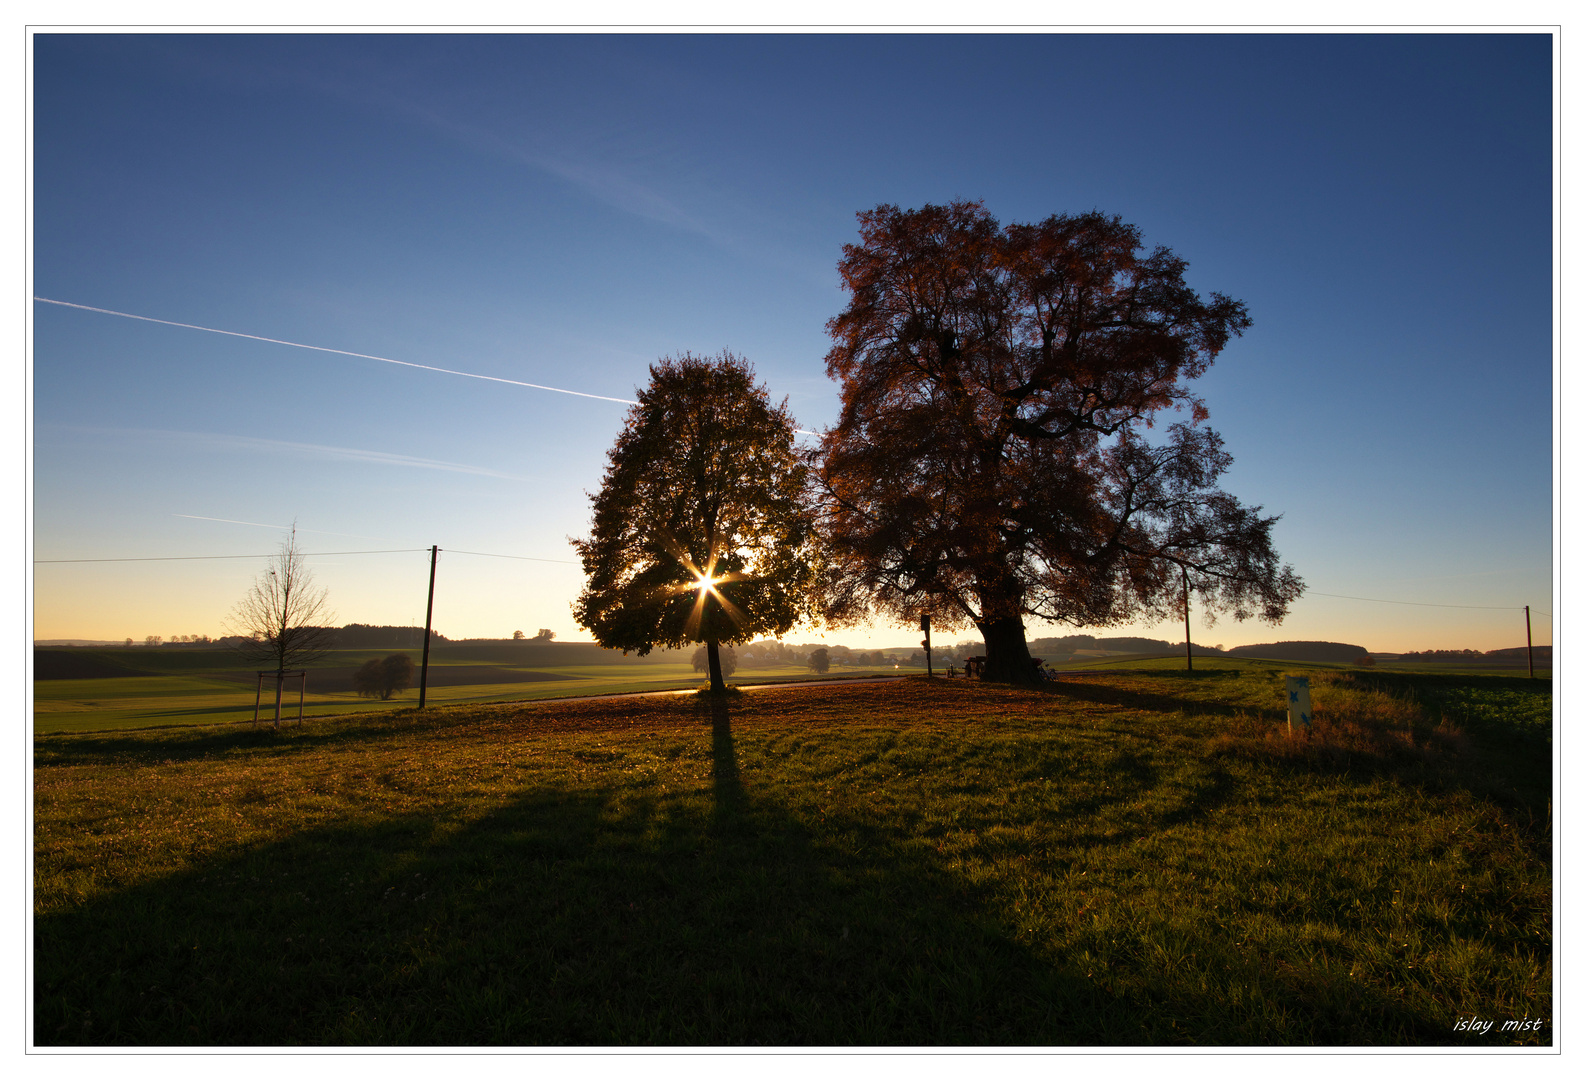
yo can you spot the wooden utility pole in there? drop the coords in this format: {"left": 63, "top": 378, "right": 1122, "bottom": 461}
{"left": 1525, "top": 604, "right": 1534, "bottom": 679}
{"left": 419, "top": 545, "right": 438, "bottom": 707}
{"left": 1182, "top": 565, "right": 1193, "bottom": 673}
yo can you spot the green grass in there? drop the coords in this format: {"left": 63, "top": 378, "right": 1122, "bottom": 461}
{"left": 33, "top": 668, "right": 1551, "bottom": 1046}
{"left": 33, "top": 654, "right": 895, "bottom": 734}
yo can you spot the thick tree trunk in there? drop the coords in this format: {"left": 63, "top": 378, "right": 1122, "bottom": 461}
{"left": 705, "top": 638, "right": 727, "bottom": 694}
{"left": 976, "top": 615, "right": 1038, "bottom": 684}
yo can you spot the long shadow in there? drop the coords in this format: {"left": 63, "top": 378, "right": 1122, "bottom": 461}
{"left": 705, "top": 693, "right": 743, "bottom": 821}
{"left": 35, "top": 697, "right": 1454, "bottom": 1048}
{"left": 1041, "top": 676, "right": 1283, "bottom": 724}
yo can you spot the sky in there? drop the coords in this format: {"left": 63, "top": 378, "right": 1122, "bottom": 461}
{"left": 28, "top": 30, "right": 1556, "bottom": 653}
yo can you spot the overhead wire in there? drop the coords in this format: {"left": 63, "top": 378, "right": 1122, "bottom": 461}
{"left": 1308, "top": 591, "right": 1546, "bottom": 613}
{"left": 34, "top": 549, "right": 1546, "bottom": 615}
{"left": 35, "top": 547, "right": 575, "bottom": 565}
{"left": 35, "top": 548, "right": 428, "bottom": 563}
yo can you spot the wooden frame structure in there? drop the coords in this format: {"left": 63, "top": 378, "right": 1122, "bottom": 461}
{"left": 254, "top": 670, "right": 308, "bottom": 727}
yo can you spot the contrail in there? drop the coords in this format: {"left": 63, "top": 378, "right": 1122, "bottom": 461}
{"left": 174, "top": 514, "right": 293, "bottom": 531}
{"left": 33, "top": 296, "right": 639, "bottom": 405}
{"left": 34, "top": 295, "right": 822, "bottom": 435}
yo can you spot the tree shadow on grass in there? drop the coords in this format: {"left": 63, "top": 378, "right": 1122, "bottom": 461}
{"left": 1040, "top": 677, "right": 1284, "bottom": 725}
{"left": 36, "top": 694, "right": 1447, "bottom": 1048}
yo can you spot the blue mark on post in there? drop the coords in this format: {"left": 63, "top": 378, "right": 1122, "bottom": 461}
{"left": 1285, "top": 676, "right": 1312, "bottom": 732}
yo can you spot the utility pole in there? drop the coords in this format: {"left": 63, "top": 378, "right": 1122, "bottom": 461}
{"left": 1525, "top": 604, "right": 1534, "bottom": 680}
{"left": 419, "top": 545, "right": 438, "bottom": 707}
{"left": 1182, "top": 565, "right": 1193, "bottom": 674}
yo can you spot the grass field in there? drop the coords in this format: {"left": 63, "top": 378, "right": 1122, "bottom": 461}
{"left": 32, "top": 647, "right": 898, "bottom": 734}
{"left": 33, "top": 664, "right": 1551, "bottom": 1046}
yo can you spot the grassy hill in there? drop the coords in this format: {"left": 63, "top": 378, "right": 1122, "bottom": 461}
{"left": 34, "top": 668, "right": 1551, "bottom": 1045}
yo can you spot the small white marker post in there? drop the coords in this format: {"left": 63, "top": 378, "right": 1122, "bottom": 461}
{"left": 1285, "top": 675, "right": 1313, "bottom": 735}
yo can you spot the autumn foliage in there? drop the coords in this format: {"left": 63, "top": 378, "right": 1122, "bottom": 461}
{"left": 817, "top": 202, "right": 1301, "bottom": 682}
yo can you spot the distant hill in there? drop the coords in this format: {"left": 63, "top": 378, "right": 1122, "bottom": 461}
{"left": 1485, "top": 646, "right": 1552, "bottom": 661}
{"left": 1226, "top": 641, "right": 1369, "bottom": 663}
{"left": 34, "top": 649, "right": 153, "bottom": 680}
{"left": 1028, "top": 635, "right": 1228, "bottom": 656}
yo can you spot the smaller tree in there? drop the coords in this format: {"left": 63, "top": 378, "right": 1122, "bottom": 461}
{"left": 807, "top": 647, "right": 830, "bottom": 674}
{"left": 533, "top": 629, "right": 555, "bottom": 642}
{"left": 512, "top": 630, "right": 525, "bottom": 640}
{"left": 354, "top": 654, "right": 416, "bottom": 700}
{"left": 573, "top": 351, "right": 820, "bottom": 694}
{"left": 692, "top": 644, "right": 738, "bottom": 677}
{"left": 226, "top": 525, "right": 335, "bottom": 724}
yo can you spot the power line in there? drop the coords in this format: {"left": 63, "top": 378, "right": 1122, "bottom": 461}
{"left": 446, "top": 549, "right": 578, "bottom": 565}
{"left": 31, "top": 544, "right": 1551, "bottom": 613}
{"left": 35, "top": 548, "right": 428, "bottom": 563}
{"left": 35, "top": 546, "right": 578, "bottom": 565}
{"left": 32, "top": 296, "right": 639, "bottom": 405}
{"left": 1309, "top": 590, "right": 1544, "bottom": 612}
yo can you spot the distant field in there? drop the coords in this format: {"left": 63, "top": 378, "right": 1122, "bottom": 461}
{"left": 34, "top": 669, "right": 1551, "bottom": 1045}
{"left": 32, "top": 648, "right": 902, "bottom": 734}
{"left": 34, "top": 646, "right": 1552, "bottom": 735}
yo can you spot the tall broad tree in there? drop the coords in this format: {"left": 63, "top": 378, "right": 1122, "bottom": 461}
{"left": 818, "top": 201, "right": 1302, "bottom": 682}
{"left": 573, "top": 351, "right": 819, "bottom": 693}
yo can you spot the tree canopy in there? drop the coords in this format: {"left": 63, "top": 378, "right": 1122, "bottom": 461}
{"left": 817, "top": 201, "right": 1301, "bottom": 682}
{"left": 573, "top": 351, "right": 819, "bottom": 693}
{"left": 227, "top": 526, "right": 335, "bottom": 676}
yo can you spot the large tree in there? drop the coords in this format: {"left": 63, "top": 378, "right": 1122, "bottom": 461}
{"left": 818, "top": 201, "right": 1302, "bottom": 683}
{"left": 573, "top": 351, "right": 819, "bottom": 693}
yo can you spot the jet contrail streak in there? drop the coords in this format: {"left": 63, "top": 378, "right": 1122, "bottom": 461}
{"left": 33, "top": 296, "right": 640, "bottom": 405}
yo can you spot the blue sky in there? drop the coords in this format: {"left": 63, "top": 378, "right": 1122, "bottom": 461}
{"left": 30, "top": 31, "right": 1555, "bottom": 651}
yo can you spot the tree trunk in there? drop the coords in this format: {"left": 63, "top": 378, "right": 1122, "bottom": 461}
{"left": 705, "top": 638, "right": 727, "bottom": 694}
{"left": 273, "top": 668, "right": 284, "bottom": 727}
{"left": 977, "top": 615, "right": 1038, "bottom": 684}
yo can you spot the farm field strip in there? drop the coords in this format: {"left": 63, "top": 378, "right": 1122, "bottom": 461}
{"left": 32, "top": 660, "right": 905, "bottom": 734}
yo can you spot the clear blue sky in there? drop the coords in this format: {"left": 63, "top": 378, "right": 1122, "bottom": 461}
{"left": 30, "top": 31, "right": 1554, "bottom": 652}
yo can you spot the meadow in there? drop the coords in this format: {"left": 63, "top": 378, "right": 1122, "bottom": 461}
{"left": 32, "top": 645, "right": 889, "bottom": 734}
{"left": 33, "top": 662, "right": 1551, "bottom": 1046}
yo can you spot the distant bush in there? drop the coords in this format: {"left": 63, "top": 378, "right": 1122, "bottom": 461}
{"left": 1396, "top": 649, "right": 1486, "bottom": 663}
{"left": 691, "top": 645, "right": 738, "bottom": 677}
{"left": 353, "top": 654, "right": 416, "bottom": 700}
